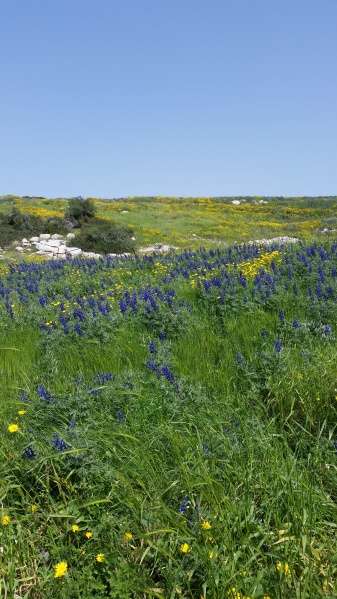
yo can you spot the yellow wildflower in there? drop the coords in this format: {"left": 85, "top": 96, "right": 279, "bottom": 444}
{"left": 30, "top": 504, "right": 37, "bottom": 513}
{"left": 85, "top": 531, "right": 93, "bottom": 538}
{"left": 124, "top": 532, "right": 133, "bottom": 540}
{"left": 277, "top": 561, "right": 291, "bottom": 575}
{"left": 180, "top": 542, "right": 190, "bottom": 553}
{"left": 18, "top": 410, "right": 26, "bottom": 415}
{"left": 8, "top": 424, "right": 19, "bottom": 433}
{"left": 72, "top": 524, "right": 79, "bottom": 532}
{"left": 54, "top": 561, "right": 67, "bottom": 578}
{"left": 201, "top": 521, "right": 211, "bottom": 530}
{"left": 2, "top": 515, "right": 10, "bottom": 525}
{"left": 96, "top": 553, "right": 105, "bottom": 562}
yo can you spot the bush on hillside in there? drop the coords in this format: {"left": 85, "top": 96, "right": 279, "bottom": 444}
{"left": 64, "top": 197, "right": 96, "bottom": 223}
{"left": 70, "top": 219, "right": 135, "bottom": 255}
{"left": 0, "top": 209, "right": 67, "bottom": 248}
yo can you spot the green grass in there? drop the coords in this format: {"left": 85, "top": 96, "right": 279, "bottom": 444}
{"left": 1, "top": 194, "right": 337, "bottom": 251}
{"left": 0, "top": 206, "right": 337, "bottom": 597}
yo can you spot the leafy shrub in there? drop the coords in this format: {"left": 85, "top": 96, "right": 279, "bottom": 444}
{"left": 70, "top": 219, "right": 135, "bottom": 254}
{"left": 64, "top": 197, "right": 96, "bottom": 222}
{"left": 0, "top": 209, "right": 67, "bottom": 248}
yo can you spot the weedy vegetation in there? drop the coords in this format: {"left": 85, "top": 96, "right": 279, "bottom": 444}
{"left": 0, "top": 196, "right": 336, "bottom": 598}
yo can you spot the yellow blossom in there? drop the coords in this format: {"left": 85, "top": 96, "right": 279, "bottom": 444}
{"left": 180, "top": 542, "right": 190, "bottom": 553}
{"left": 277, "top": 561, "right": 291, "bottom": 575}
{"left": 85, "top": 531, "right": 93, "bottom": 538}
{"left": 30, "top": 504, "right": 37, "bottom": 513}
{"left": 54, "top": 561, "right": 67, "bottom": 578}
{"left": 201, "top": 521, "right": 211, "bottom": 530}
{"left": 18, "top": 410, "right": 26, "bottom": 415}
{"left": 8, "top": 424, "right": 19, "bottom": 433}
{"left": 96, "top": 553, "right": 105, "bottom": 562}
{"left": 72, "top": 524, "right": 79, "bottom": 532}
{"left": 2, "top": 515, "right": 10, "bottom": 525}
{"left": 124, "top": 532, "right": 133, "bottom": 540}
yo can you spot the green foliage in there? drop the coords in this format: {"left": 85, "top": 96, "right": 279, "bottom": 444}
{"left": 64, "top": 197, "right": 96, "bottom": 222}
{"left": 71, "top": 218, "right": 135, "bottom": 255}
{"left": 0, "top": 209, "right": 67, "bottom": 248}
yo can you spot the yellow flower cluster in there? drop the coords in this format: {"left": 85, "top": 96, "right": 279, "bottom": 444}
{"left": 22, "top": 206, "right": 64, "bottom": 218}
{"left": 277, "top": 561, "right": 291, "bottom": 575}
{"left": 236, "top": 251, "right": 281, "bottom": 278}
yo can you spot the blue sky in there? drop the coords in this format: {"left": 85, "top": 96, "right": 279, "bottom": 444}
{"left": 1, "top": 0, "right": 336, "bottom": 198}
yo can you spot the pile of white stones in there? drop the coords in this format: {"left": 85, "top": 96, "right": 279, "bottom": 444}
{"left": 138, "top": 242, "right": 178, "bottom": 253}
{"left": 15, "top": 233, "right": 131, "bottom": 260}
{"left": 248, "top": 236, "right": 300, "bottom": 245}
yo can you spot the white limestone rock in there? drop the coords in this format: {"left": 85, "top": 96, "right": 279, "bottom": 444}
{"left": 67, "top": 248, "right": 82, "bottom": 256}
{"left": 30, "top": 236, "right": 40, "bottom": 242}
{"left": 51, "top": 234, "right": 63, "bottom": 240}
{"left": 66, "top": 233, "right": 75, "bottom": 240}
{"left": 40, "top": 233, "right": 51, "bottom": 240}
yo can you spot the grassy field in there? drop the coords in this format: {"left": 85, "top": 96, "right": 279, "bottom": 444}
{"left": 0, "top": 197, "right": 337, "bottom": 598}
{"left": 1, "top": 195, "right": 337, "bottom": 250}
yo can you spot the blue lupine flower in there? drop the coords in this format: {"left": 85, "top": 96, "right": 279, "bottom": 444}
{"left": 202, "top": 442, "right": 208, "bottom": 455}
{"left": 278, "top": 310, "right": 285, "bottom": 324}
{"left": 149, "top": 341, "right": 156, "bottom": 353}
{"left": 119, "top": 299, "right": 127, "bottom": 314}
{"left": 236, "top": 354, "right": 244, "bottom": 365}
{"left": 23, "top": 445, "right": 36, "bottom": 459}
{"left": 74, "top": 323, "right": 83, "bottom": 336}
{"left": 37, "top": 385, "right": 52, "bottom": 401}
{"left": 51, "top": 434, "right": 70, "bottom": 452}
{"left": 178, "top": 496, "right": 190, "bottom": 514}
{"left": 117, "top": 411, "right": 125, "bottom": 423}
{"left": 87, "top": 385, "right": 102, "bottom": 395}
{"left": 324, "top": 325, "right": 331, "bottom": 336}
{"left": 146, "top": 361, "right": 158, "bottom": 371}
{"left": 159, "top": 331, "right": 166, "bottom": 340}
{"left": 274, "top": 339, "right": 282, "bottom": 353}
{"left": 158, "top": 364, "right": 176, "bottom": 384}
{"left": 261, "top": 329, "right": 267, "bottom": 339}
{"left": 20, "top": 391, "right": 29, "bottom": 403}
{"left": 293, "top": 318, "right": 299, "bottom": 329}
{"left": 232, "top": 417, "right": 240, "bottom": 427}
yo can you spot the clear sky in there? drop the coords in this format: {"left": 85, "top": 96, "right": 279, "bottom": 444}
{"left": 1, "top": 0, "right": 336, "bottom": 198}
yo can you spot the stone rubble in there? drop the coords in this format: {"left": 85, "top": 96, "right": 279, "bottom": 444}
{"left": 14, "top": 232, "right": 137, "bottom": 260}
{"left": 248, "top": 236, "right": 300, "bottom": 245}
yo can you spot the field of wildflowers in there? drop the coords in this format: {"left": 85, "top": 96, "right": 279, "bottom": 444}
{"left": 0, "top": 198, "right": 337, "bottom": 598}
{"left": 1, "top": 195, "right": 337, "bottom": 250}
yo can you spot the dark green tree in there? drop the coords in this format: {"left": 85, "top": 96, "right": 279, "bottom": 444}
{"left": 64, "top": 197, "right": 96, "bottom": 223}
